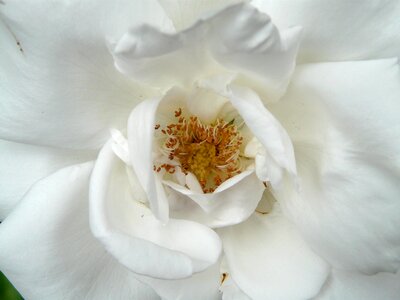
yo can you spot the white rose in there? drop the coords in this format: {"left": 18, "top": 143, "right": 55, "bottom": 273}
{"left": 0, "top": 1, "right": 400, "bottom": 300}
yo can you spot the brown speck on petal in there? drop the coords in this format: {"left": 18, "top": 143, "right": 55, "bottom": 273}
{"left": 220, "top": 272, "right": 228, "bottom": 285}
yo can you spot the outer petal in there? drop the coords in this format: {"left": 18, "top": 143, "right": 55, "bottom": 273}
{"left": 89, "top": 141, "right": 222, "bottom": 280}
{"left": 219, "top": 205, "right": 330, "bottom": 300}
{"left": 0, "top": 139, "right": 95, "bottom": 220}
{"left": 270, "top": 59, "right": 400, "bottom": 273}
{"left": 0, "top": 162, "right": 159, "bottom": 300}
{"left": 253, "top": 0, "right": 400, "bottom": 62}
{"left": 314, "top": 270, "right": 400, "bottom": 300}
{"left": 0, "top": 0, "right": 173, "bottom": 149}
{"left": 111, "top": 2, "right": 301, "bottom": 100}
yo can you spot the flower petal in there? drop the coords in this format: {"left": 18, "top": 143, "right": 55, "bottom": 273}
{"left": 207, "top": 4, "right": 301, "bottom": 101}
{"left": 314, "top": 270, "right": 400, "bottom": 300}
{"left": 89, "top": 141, "right": 222, "bottom": 279}
{"left": 212, "top": 83, "right": 297, "bottom": 187}
{"left": 0, "top": 0, "right": 172, "bottom": 149}
{"left": 127, "top": 95, "right": 170, "bottom": 222}
{"left": 0, "top": 139, "right": 95, "bottom": 220}
{"left": 164, "top": 170, "right": 265, "bottom": 228}
{"left": 0, "top": 162, "right": 159, "bottom": 300}
{"left": 186, "top": 80, "right": 230, "bottom": 123}
{"left": 197, "top": 74, "right": 296, "bottom": 187}
{"left": 219, "top": 205, "right": 330, "bottom": 300}
{"left": 253, "top": 0, "right": 400, "bottom": 62}
{"left": 111, "top": 2, "right": 301, "bottom": 100}
{"left": 271, "top": 59, "right": 400, "bottom": 273}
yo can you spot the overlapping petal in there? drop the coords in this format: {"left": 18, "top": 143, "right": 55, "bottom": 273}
{"left": 219, "top": 205, "right": 330, "bottom": 300}
{"left": 1, "top": 1, "right": 399, "bottom": 298}
{"left": 270, "top": 58, "right": 400, "bottom": 273}
{"left": 89, "top": 141, "right": 222, "bottom": 280}
{"left": 165, "top": 170, "right": 265, "bottom": 228}
{"left": 0, "top": 139, "right": 95, "bottom": 220}
{"left": 0, "top": 0, "right": 173, "bottom": 149}
{"left": 225, "top": 85, "right": 297, "bottom": 185}
{"left": 111, "top": 2, "right": 301, "bottom": 101}
{"left": 201, "top": 76, "right": 297, "bottom": 187}
{"left": 0, "top": 162, "right": 160, "bottom": 300}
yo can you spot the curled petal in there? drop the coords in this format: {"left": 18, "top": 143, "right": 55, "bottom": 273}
{"left": 196, "top": 74, "right": 296, "bottom": 188}
{"left": 164, "top": 170, "right": 265, "bottom": 228}
{"left": 127, "top": 95, "right": 170, "bottom": 222}
{"left": 202, "top": 76, "right": 297, "bottom": 188}
{"left": 90, "top": 141, "right": 222, "bottom": 279}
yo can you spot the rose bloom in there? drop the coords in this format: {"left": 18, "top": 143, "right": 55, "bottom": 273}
{"left": 1, "top": 1, "right": 400, "bottom": 299}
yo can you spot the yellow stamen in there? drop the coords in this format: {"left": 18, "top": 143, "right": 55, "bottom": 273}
{"left": 155, "top": 108, "right": 243, "bottom": 193}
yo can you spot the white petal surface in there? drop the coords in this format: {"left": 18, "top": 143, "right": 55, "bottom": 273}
{"left": 314, "top": 270, "right": 400, "bottom": 300}
{"left": 187, "top": 81, "right": 230, "bottom": 123}
{"left": 253, "top": 0, "right": 400, "bottom": 62}
{"left": 0, "top": 0, "right": 172, "bottom": 149}
{"left": 0, "top": 162, "right": 160, "bottom": 300}
{"left": 111, "top": 3, "right": 301, "bottom": 100}
{"left": 207, "top": 4, "right": 301, "bottom": 101}
{"left": 0, "top": 139, "right": 95, "bottom": 220}
{"left": 90, "top": 141, "right": 222, "bottom": 280}
{"left": 219, "top": 205, "right": 330, "bottom": 300}
{"left": 164, "top": 170, "right": 265, "bottom": 228}
{"left": 127, "top": 95, "right": 170, "bottom": 222}
{"left": 138, "top": 262, "right": 221, "bottom": 300}
{"left": 158, "top": 0, "right": 241, "bottom": 30}
{"left": 270, "top": 59, "right": 400, "bottom": 273}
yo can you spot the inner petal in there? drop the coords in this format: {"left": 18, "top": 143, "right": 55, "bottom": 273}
{"left": 155, "top": 108, "right": 244, "bottom": 193}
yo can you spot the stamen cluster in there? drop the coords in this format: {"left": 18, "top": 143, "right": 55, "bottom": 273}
{"left": 155, "top": 108, "right": 243, "bottom": 193}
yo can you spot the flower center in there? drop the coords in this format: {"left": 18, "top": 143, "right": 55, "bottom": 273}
{"left": 155, "top": 108, "right": 243, "bottom": 193}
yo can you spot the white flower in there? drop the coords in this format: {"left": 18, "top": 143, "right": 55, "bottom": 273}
{"left": 1, "top": 1, "right": 400, "bottom": 300}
